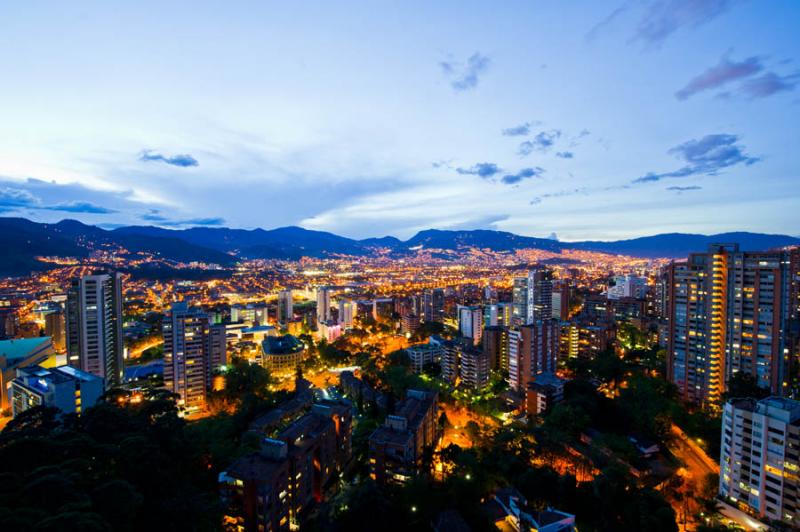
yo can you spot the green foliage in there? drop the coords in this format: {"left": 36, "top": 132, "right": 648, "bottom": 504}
{"left": 219, "top": 357, "right": 275, "bottom": 402}
{"left": 0, "top": 401, "right": 221, "bottom": 531}
{"left": 724, "top": 372, "right": 771, "bottom": 401}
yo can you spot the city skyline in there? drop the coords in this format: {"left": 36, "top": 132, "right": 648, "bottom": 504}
{"left": 1, "top": 1, "right": 799, "bottom": 240}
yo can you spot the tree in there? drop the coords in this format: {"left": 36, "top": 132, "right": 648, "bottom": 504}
{"left": 724, "top": 372, "right": 771, "bottom": 401}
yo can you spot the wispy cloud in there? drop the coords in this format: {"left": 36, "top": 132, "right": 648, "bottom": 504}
{"left": 502, "top": 122, "right": 533, "bottom": 136}
{"left": 590, "top": 1, "right": 738, "bottom": 46}
{"left": 634, "top": 133, "right": 759, "bottom": 183}
{"left": 139, "top": 150, "right": 199, "bottom": 167}
{"left": 556, "top": 151, "right": 574, "bottom": 159}
{"left": 44, "top": 201, "right": 117, "bottom": 214}
{"left": 676, "top": 54, "right": 763, "bottom": 100}
{"left": 501, "top": 167, "right": 545, "bottom": 185}
{"left": 518, "top": 130, "right": 561, "bottom": 156}
{"left": 677, "top": 53, "right": 798, "bottom": 100}
{"left": 440, "top": 52, "right": 490, "bottom": 92}
{"left": 635, "top": 0, "right": 736, "bottom": 45}
{"left": 667, "top": 185, "right": 703, "bottom": 191}
{"left": 456, "top": 162, "right": 501, "bottom": 178}
{"left": 738, "top": 71, "right": 800, "bottom": 99}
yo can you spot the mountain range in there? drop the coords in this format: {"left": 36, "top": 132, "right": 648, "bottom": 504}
{"left": 1, "top": 217, "right": 798, "bottom": 277}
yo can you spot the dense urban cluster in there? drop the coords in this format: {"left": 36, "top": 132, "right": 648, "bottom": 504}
{"left": 0, "top": 241, "right": 798, "bottom": 532}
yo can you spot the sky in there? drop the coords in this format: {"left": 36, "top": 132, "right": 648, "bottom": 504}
{"left": 0, "top": 0, "right": 798, "bottom": 241}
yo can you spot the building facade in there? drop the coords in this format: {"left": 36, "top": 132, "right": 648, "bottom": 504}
{"left": 65, "top": 272, "right": 124, "bottom": 388}
{"left": 666, "top": 245, "right": 799, "bottom": 406}
{"left": 10, "top": 364, "right": 103, "bottom": 417}
{"left": 719, "top": 397, "right": 799, "bottom": 525}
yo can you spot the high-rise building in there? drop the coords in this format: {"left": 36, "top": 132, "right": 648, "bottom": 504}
{"left": 423, "top": 288, "right": 445, "bottom": 323}
{"left": 512, "top": 269, "right": 553, "bottom": 326}
{"left": 607, "top": 275, "right": 648, "bottom": 300}
{"left": 339, "top": 299, "right": 356, "bottom": 329}
{"left": 457, "top": 304, "right": 483, "bottom": 345}
{"left": 665, "top": 245, "right": 799, "bottom": 406}
{"left": 65, "top": 272, "right": 124, "bottom": 388}
{"left": 11, "top": 365, "right": 103, "bottom": 417}
{"left": 406, "top": 343, "right": 443, "bottom": 373}
{"left": 460, "top": 346, "right": 490, "bottom": 389}
{"left": 221, "top": 400, "right": 352, "bottom": 529}
{"left": 526, "top": 372, "right": 566, "bottom": 415}
{"left": 551, "top": 281, "right": 571, "bottom": 321}
{"left": 369, "top": 389, "right": 440, "bottom": 484}
{"left": 400, "top": 312, "right": 420, "bottom": 335}
{"left": 316, "top": 287, "right": 332, "bottom": 323}
{"left": 482, "top": 325, "right": 509, "bottom": 371}
{"left": 484, "top": 303, "right": 513, "bottom": 328}
{"left": 163, "top": 302, "right": 227, "bottom": 410}
{"left": 277, "top": 289, "right": 293, "bottom": 323}
{"left": 44, "top": 310, "right": 65, "bottom": 352}
{"left": 440, "top": 340, "right": 461, "bottom": 383}
{"left": 372, "top": 298, "right": 394, "bottom": 321}
{"left": 719, "top": 397, "right": 799, "bottom": 525}
{"left": 508, "top": 319, "right": 560, "bottom": 393}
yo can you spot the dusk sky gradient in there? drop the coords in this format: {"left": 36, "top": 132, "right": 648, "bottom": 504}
{"left": 0, "top": 1, "right": 798, "bottom": 241}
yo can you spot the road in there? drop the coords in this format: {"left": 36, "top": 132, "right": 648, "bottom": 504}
{"left": 128, "top": 337, "right": 164, "bottom": 359}
{"left": 671, "top": 424, "right": 718, "bottom": 478}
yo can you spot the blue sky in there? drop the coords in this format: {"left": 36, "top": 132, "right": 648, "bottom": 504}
{"left": 0, "top": 0, "right": 798, "bottom": 240}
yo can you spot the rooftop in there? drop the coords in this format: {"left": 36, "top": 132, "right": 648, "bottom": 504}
{"left": 263, "top": 334, "right": 304, "bottom": 355}
{"left": 0, "top": 337, "right": 52, "bottom": 362}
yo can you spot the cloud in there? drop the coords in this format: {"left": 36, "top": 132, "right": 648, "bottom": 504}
{"left": 667, "top": 185, "right": 702, "bottom": 191}
{"left": 139, "top": 210, "right": 225, "bottom": 226}
{"left": 635, "top": 0, "right": 736, "bottom": 45}
{"left": 139, "top": 150, "right": 199, "bottom": 167}
{"left": 738, "top": 71, "right": 800, "bottom": 99}
{"left": 0, "top": 186, "right": 115, "bottom": 214}
{"left": 456, "top": 162, "right": 501, "bottom": 178}
{"left": 0, "top": 187, "right": 38, "bottom": 208}
{"left": 501, "top": 167, "right": 545, "bottom": 185}
{"left": 634, "top": 133, "right": 759, "bottom": 183}
{"left": 176, "top": 217, "right": 225, "bottom": 226}
{"left": 676, "top": 54, "right": 763, "bottom": 100}
{"left": 44, "top": 201, "right": 117, "bottom": 214}
{"left": 445, "top": 214, "right": 510, "bottom": 231}
{"left": 518, "top": 130, "right": 561, "bottom": 155}
{"left": 502, "top": 123, "right": 533, "bottom": 136}
{"left": 440, "top": 52, "right": 490, "bottom": 92}
{"left": 591, "top": 1, "right": 738, "bottom": 46}
{"left": 556, "top": 151, "right": 574, "bottom": 159}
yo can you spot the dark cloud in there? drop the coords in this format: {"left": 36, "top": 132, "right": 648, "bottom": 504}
{"left": 667, "top": 185, "right": 703, "bottom": 191}
{"left": 501, "top": 167, "right": 545, "bottom": 185}
{"left": 556, "top": 151, "right": 574, "bottom": 159}
{"left": 44, "top": 201, "right": 117, "bottom": 214}
{"left": 635, "top": 0, "right": 736, "bottom": 45}
{"left": 634, "top": 133, "right": 759, "bottom": 183}
{"left": 139, "top": 210, "right": 225, "bottom": 227}
{"left": 456, "top": 162, "right": 501, "bottom": 178}
{"left": 0, "top": 185, "right": 115, "bottom": 214}
{"left": 518, "top": 130, "right": 561, "bottom": 155}
{"left": 139, "top": 150, "right": 199, "bottom": 167}
{"left": 0, "top": 187, "right": 38, "bottom": 209}
{"left": 502, "top": 123, "right": 532, "bottom": 136}
{"left": 738, "top": 71, "right": 800, "bottom": 99}
{"left": 440, "top": 52, "right": 490, "bottom": 92}
{"left": 676, "top": 54, "right": 763, "bottom": 100}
